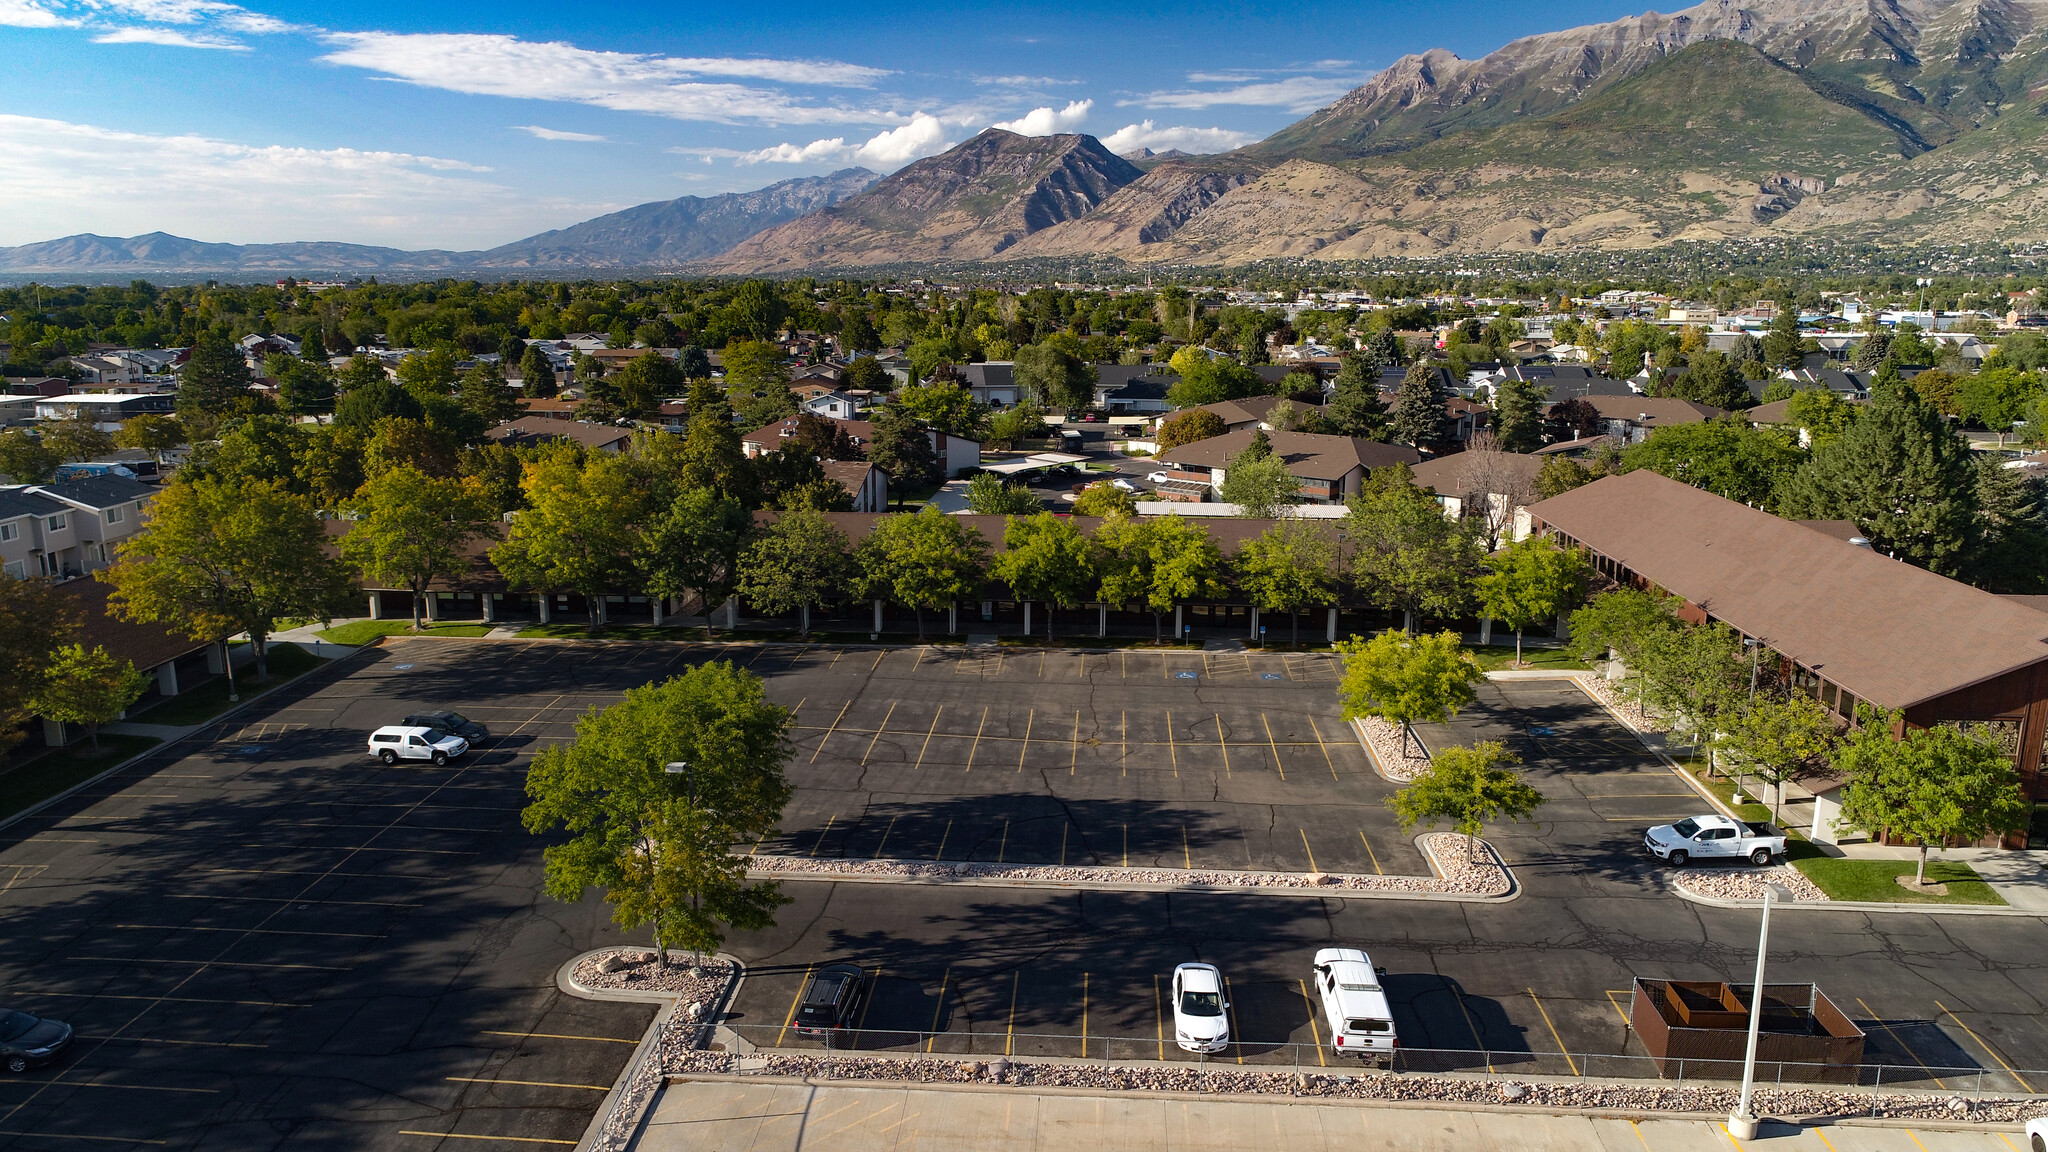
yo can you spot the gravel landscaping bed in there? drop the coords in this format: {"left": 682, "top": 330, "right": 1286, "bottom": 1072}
{"left": 1670, "top": 864, "right": 1829, "bottom": 903}
{"left": 663, "top": 1049, "right": 2046, "bottom": 1124}
{"left": 747, "top": 833, "right": 1509, "bottom": 897}
{"left": 1354, "top": 715, "right": 1431, "bottom": 781}
{"left": 577, "top": 950, "right": 736, "bottom": 1152}
{"left": 1576, "top": 671, "right": 1673, "bottom": 734}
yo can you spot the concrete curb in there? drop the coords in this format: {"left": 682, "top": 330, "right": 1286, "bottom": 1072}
{"left": 741, "top": 861, "right": 1518, "bottom": 903}
{"left": 555, "top": 947, "right": 744, "bottom": 1152}
{"left": 657, "top": 1068, "right": 2039, "bottom": 1133}
{"left": 1669, "top": 881, "right": 2044, "bottom": 918}
{"left": 1552, "top": 672, "right": 1746, "bottom": 822}
{"left": 0, "top": 643, "right": 374, "bottom": 836}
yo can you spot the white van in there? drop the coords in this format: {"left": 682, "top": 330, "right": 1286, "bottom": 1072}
{"left": 1313, "top": 947, "right": 1397, "bottom": 1063}
{"left": 367, "top": 725, "right": 469, "bottom": 765}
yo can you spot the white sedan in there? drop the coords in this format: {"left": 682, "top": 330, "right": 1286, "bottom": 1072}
{"left": 1109, "top": 477, "right": 1137, "bottom": 492}
{"left": 1171, "top": 963, "right": 1230, "bottom": 1054}
{"left": 1146, "top": 470, "right": 1172, "bottom": 485}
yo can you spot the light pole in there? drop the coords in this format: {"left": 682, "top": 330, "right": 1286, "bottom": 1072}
{"left": 1728, "top": 881, "right": 1795, "bottom": 1139}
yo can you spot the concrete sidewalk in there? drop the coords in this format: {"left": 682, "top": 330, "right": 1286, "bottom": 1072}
{"left": 632, "top": 1077, "right": 2022, "bottom": 1151}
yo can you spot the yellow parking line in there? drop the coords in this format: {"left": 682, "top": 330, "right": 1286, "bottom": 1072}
{"left": 1450, "top": 986, "right": 1494, "bottom": 1073}
{"left": 1604, "top": 990, "right": 1634, "bottom": 1027}
{"left": 446, "top": 1077, "right": 609, "bottom": 1092}
{"left": 1299, "top": 979, "right": 1327, "bottom": 1067}
{"left": 1223, "top": 976, "right": 1245, "bottom": 1064}
{"left": 1081, "top": 973, "right": 1090, "bottom": 1058}
{"left": 1059, "top": 824, "right": 1068, "bottom": 866}
{"left": 925, "top": 967, "right": 951, "bottom": 1052}
{"left": 1262, "top": 714, "right": 1287, "bottom": 780}
{"left": 1858, "top": 997, "right": 1945, "bottom": 1088}
{"left": 1299, "top": 829, "right": 1319, "bottom": 873}
{"left": 1005, "top": 970, "right": 1021, "bottom": 1056}
{"left": 1122, "top": 823, "right": 1129, "bottom": 868}
{"left": 481, "top": 1031, "right": 638, "bottom": 1045}
{"left": 873, "top": 815, "right": 897, "bottom": 859}
{"left": 860, "top": 702, "right": 897, "bottom": 765}
{"left": 1628, "top": 1120, "right": 1653, "bottom": 1151}
{"left": 857, "top": 965, "right": 884, "bottom": 1033}
{"left": 1166, "top": 710, "right": 1178, "bottom": 776}
{"left": 1183, "top": 826, "right": 1192, "bottom": 869}
{"left": 778, "top": 965, "right": 814, "bottom": 1047}
{"left": 1309, "top": 716, "right": 1339, "bottom": 780}
{"left": 1720, "top": 1123, "right": 1744, "bottom": 1151}
{"left": 1527, "top": 989, "right": 1579, "bottom": 1075}
{"left": 934, "top": 819, "right": 952, "bottom": 861}
{"left": 809, "top": 815, "right": 836, "bottom": 856}
{"left": 1070, "top": 710, "right": 1080, "bottom": 774}
{"left": 871, "top": 650, "right": 886, "bottom": 673}
{"left": 1935, "top": 1000, "right": 2034, "bottom": 1092}
{"left": 1153, "top": 974, "right": 1165, "bottom": 1061}
{"left": 965, "top": 706, "right": 989, "bottom": 772}
{"left": 1358, "top": 830, "right": 1383, "bottom": 875}
{"left": 1815, "top": 1128, "right": 1842, "bottom": 1151}
{"left": 400, "top": 1133, "right": 574, "bottom": 1145}
{"left": 914, "top": 706, "right": 942, "bottom": 770}
{"left": 1215, "top": 714, "right": 1230, "bottom": 777}
{"left": 1121, "top": 711, "right": 1129, "bottom": 777}
{"left": 997, "top": 821, "right": 1010, "bottom": 863}
{"left": 1017, "top": 709, "right": 1034, "bottom": 771}
{"left": 810, "top": 700, "right": 854, "bottom": 763}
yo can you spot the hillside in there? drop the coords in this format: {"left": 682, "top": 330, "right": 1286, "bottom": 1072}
{"left": 709, "top": 130, "right": 1142, "bottom": 270}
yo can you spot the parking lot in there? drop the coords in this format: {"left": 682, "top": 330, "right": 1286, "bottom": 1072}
{"left": 4, "top": 638, "right": 2048, "bottom": 1152}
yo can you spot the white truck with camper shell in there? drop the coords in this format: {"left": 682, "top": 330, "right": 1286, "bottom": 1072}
{"left": 1643, "top": 814, "right": 1788, "bottom": 867}
{"left": 1312, "top": 947, "right": 1397, "bottom": 1063}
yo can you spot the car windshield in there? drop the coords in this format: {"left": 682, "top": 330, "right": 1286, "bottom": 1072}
{"left": 1671, "top": 818, "right": 1700, "bottom": 838}
{"left": 1179, "top": 990, "right": 1223, "bottom": 1017}
{"left": 0, "top": 1011, "right": 37, "bottom": 1041}
{"left": 442, "top": 713, "right": 469, "bottom": 726}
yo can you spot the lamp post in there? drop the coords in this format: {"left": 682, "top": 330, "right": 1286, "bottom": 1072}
{"left": 1728, "top": 881, "right": 1796, "bottom": 1139}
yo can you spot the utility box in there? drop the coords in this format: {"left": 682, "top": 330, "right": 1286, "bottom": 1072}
{"left": 1629, "top": 979, "right": 1865, "bottom": 1083}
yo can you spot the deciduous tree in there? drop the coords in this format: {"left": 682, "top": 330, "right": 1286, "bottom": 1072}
{"left": 30, "top": 643, "right": 151, "bottom": 752}
{"left": 1157, "top": 409, "right": 1226, "bottom": 452}
{"left": 341, "top": 464, "right": 501, "bottom": 632}
{"left": 1219, "top": 451, "right": 1299, "bottom": 518}
{"left": 1347, "top": 464, "right": 1481, "bottom": 631}
{"left": 0, "top": 576, "right": 78, "bottom": 756}
{"left": 1718, "top": 693, "right": 1837, "bottom": 821}
{"left": 643, "top": 487, "right": 752, "bottom": 635}
{"left": 736, "top": 509, "right": 853, "bottom": 639}
{"left": 964, "top": 472, "right": 1041, "bottom": 515}
{"left": 1234, "top": 518, "right": 1338, "bottom": 646}
{"left": 854, "top": 509, "right": 987, "bottom": 642}
{"left": 990, "top": 512, "right": 1095, "bottom": 639}
{"left": 1334, "top": 629, "right": 1483, "bottom": 758}
{"left": 1388, "top": 740, "right": 1545, "bottom": 861}
{"left": 1473, "top": 537, "right": 1589, "bottom": 666}
{"left": 1835, "top": 711, "right": 2030, "bottom": 884}
{"left": 490, "top": 446, "right": 651, "bottom": 632}
{"left": 1094, "top": 513, "right": 1226, "bottom": 643}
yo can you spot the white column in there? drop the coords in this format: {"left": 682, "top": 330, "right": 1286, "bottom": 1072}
{"left": 650, "top": 596, "right": 663, "bottom": 626}
{"left": 948, "top": 603, "right": 957, "bottom": 634}
{"left": 1174, "top": 603, "right": 1183, "bottom": 641}
{"left": 367, "top": 591, "right": 383, "bottom": 620}
{"left": 1098, "top": 604, "right": 1107, "bottom": 638}
{"left": 802, "top": 604, "right": 811, "bottom": 635}
{"left": 539, "top": 596, "right": 553, "bottom": 624}
{"left": 726, "top": 595, "right": 739, "bottom": 630}
{"left": 1023, "top": 602, "right": 1032, "bottom": 637}
{"left": 1555, "top": 611, "right": 1572, "bottom": 642}
{"left": 1326, "top": 608, "right": 1338, "bottom": 644}
{"left": 873, "top": 598, "right": 884, "bottom": 635}
{"left": 1249, "top": 606, "right": 1260, "bottom": 640}
{"left": 1480, "top": 617, "right": 1493, "bottom": 645}
{"left": 482, "top": 595, "right": 497, "bottom": 623}
{"left": 155, "top": 661, "right": 180, "bottom": 697}
{"left": 424, "top": 593, "right": 439, "bottom": 622}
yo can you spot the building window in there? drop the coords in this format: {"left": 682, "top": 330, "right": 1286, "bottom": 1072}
{"left": 46, "top": 513, "right": 65, "bottom": 531}
{"left": 0, "top": 522, "right": 15, "bottom": 543}
{"left": 105, "top": 506, "right": 124, "bottom": 524}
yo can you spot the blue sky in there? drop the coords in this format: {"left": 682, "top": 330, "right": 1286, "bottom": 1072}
{"left": 0, "top": 0, "right": 1662, "bottom": 249}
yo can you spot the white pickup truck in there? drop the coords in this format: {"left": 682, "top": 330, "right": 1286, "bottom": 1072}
{"left": 1643, "top": 814, "right": 1788, "bottom": 867}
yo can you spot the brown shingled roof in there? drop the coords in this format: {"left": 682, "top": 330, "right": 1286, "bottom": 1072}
{"left": 56, "top": 576, "right": 209, "bottom": 671}
{"left": 1159, "top": 430, "right": 1419, "bottom": 479}
{"left": 1526, "top": 470, "right": 2048, "bottom": 710}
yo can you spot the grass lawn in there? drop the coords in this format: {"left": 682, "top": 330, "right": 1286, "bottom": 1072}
{"left": 1785, "top": 840, "right": 2005, "bottom": 905}
{"left": 138, "top": 643, "right": 329, "bottom": 727}
{"left": 0, "top": 734, "right": 162, "bottom": 822}
{"left": 1464, "top": 645, "right": 1591, "bottom": 673}
{"left": 515, "top": 622, "right": 698, "bottom": 641}
{"left": 1084, "top": 461, "right": 1119, "bottom": 472}
{"left": 1687, "top": 765, "right": 1775, "bottom": 823}
{"left": 317, "top": 619, "right": 494, "bottom": 645}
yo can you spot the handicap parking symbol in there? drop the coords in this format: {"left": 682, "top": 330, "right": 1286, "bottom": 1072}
{"left": 1528, "top": 726, "right": 1556, "bottom": 736}
{"left": 1261, "top": 672, "right": 1282, "bottom": 681}
{"left": 1176, "top": 671, "right": 1199, "bottom": 680}
{"left": 392, "top": 664, "right": 414, "bottom": 671}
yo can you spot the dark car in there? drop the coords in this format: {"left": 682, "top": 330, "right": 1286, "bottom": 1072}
{"left": 1, "top": 1009, "right": 73, "bottom": 1073}
{"left": 793, "top": 964, "right": 867, "bottom": 1038}
{"left": 403, "top": 711, "right": 488, "bottom": 742}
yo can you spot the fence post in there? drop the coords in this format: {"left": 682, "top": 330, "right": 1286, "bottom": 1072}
{"left": 1975, "top": 1068, "right": 1985, "bottom": 1099}
{"left": 1676, "top": 1058, "right": 1684, "bottom": 1090}
{"left": 1872, "top": 1063, "right": 1882, "bottom": 1116}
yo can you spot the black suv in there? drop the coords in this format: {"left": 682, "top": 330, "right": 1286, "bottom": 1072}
{"left": 403, "top": 711, "right": 488, "bottom": 742}
{"left": 793, "top": 964, "right": 867, "bottom": 1037}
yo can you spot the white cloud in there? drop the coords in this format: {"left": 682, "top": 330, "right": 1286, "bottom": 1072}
{"left": 991, "top": 99, "right": 1091, "bottom": 136}
{"left": 0, "top": 114, "right": 575, "bottom": 249}
{"left": 1130, "top": 74, "right": 1362, "bottom": 113}
{"left": 514, "top": 125, "right": 608, "bottom": 142}
{"left": 730, "top": 111, "right": 952, "bottom": 168}
{"left": 92, "top": 24, "right": 244, "bottom": 47}
{"left": 0, "top": 0, "right": 77, "bottom": 27}
{"left": 1100, "top": 120, "right": 1257, "bottom": 155}
{"left": 976, "top": 74, "right": 1080, "bottom": 87}
{"left": 318, "top": 32, "right": 895, "bottom": 125}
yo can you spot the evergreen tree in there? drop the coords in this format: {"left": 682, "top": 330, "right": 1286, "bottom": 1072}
{"left": 277, "top": 356, "right": 336, "bottom": 416}
{"left": 178, "top": 328, "right": 253, "bottom": 430}
{"left": 497, "top": 333, "right": 528, "bottom": 366}
{"left": 1367, "top": 327, "right": 1403, "bottom": 367}
{"left": 866, "top": 404, "right": 941, "bottom": 489}
{"left": 1967, "top": 454, "right": 2048, "bottom": 593}
{"left": 520, "top": 345, "right": 558, "bottom": 399}
{"left": 1491, "top": 375, "right": 1543, "bottom": 451}
{"left": 1671, "top": 350, "right": 1752, "bottom": 410}
{"left": 458, "top": 361, "right": 520, "bottom": 427}
{"left": 1778, "top": 383, "right": 1978, "bottom": 575}
{"left": 1852, "top": 327, "right": 1892, "bottom": 370}
{"left": 1390, "top": 362, "right": 1450, "bottom": 449}
{"left": 1761, "top": 301, "right": 1804, "bottom": 369}
{"left": 1325, "top": 352, "right": 1391, "bottom": 440}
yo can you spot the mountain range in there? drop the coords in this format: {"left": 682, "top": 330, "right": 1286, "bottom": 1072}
{"left": 0, "top": 169, "right": 877, "bottom": 275}
{"left": 18, "top": 0, "right": 2048, "bottom": 273}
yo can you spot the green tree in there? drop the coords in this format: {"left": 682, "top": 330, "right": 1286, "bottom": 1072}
{"left": 1777, "top": 383, "right": 1978, "bottom": 575}
{"left": 1325, "top": 352, "right": 1392, "bottom": 440}
{"left": 1718, "top": 692, "right": 1836, "bottom": 821}
{"left": 1761, "top": 303, "right": 1804, "bottom": 369}
{"left": 1968, "top": 454, "right": 2048, "bottom": 593}
{"left": 677, "top": 384, "right": 751, "bottom": 500}
{"left": 519, "top": 345, "right": 558, "bottom": 399}
{"left": 964, "top": 472, "right": 1041, "bottom": 515}
{"left": 114, "top": 413, "right": 186, "bottom": 466}
{"left": 100, "top": 475, "right": 350, "bottom": 681}
{"left": 1851, "top": 327, "right": 1892, "bottom": 370}
{"left": 1534, "top": 454, "right": 1596, "bottom": 500}
{"left": 1491, "top": 375, "right": 1543, "bottom": 452}
{"left": 490, "top": 447, "right": 651, "bottom": 633}
{"left": 735, "top": 509, "right": 854, "bottom": 639}
{"left": 1157, "top": 408, "right": 1227, "bottom": 452}
{"left": 29, "top": 643, "right": 150, "bottom": 752}
{"left": 1072, "top": 481, "right": 1137, "bottom": 517}
{"left": 0, "top": 429, "right": 58, "bottom": 483}
{"left": 0, "top": 576, "right": 79, "bottom": 757}
{"left": 341, "top": 464, "right": 501, "bottom": 632}
{"left": 898, "top": 381, "right": 989, "bottom": 439}
{"left": 1234, "top": 518, "right": 1338, "bottom": 646}
{"left": 855, "top": 508, "right": 987, "bottom": 642}
{"left": 1334, "top": 629, "right": 1484, "bottom": 758}
{"left": 643, "top": 488, "right": 752, "bottom": 636}
{"left": 458, "top": 360, "right": 521, "bottom": 427}
{"left": 277, "top": 356, "right": 337, "bottom": 416}
{"left": 1635, "top": 622, "right": 1748, "bottom": 771}
{"left": 1784, "top": 388, "right": 1857, "bottom": 449}
{"left": 1390, "top": 362, "right": 1450, "bottom": 448}
{"left": 613, "top": 350, "right": 682, "bottom": 420}
{"left": 991, "top": 512, "right": 1095, "bottom": 639}
{"left": 521, "top": 664, "right": 794, "bottom": 962}
{"left": 1347, "top": 465, "right": 1481, "bottom": 631}
{"left": 42, "top": 410, "right": 113, "bottom": 463}
{"left": 1015, "top": 341, "right": 1097, "bottom": 411}
{"left": 1671, "top": 350, "right": 1752, "bottom": 410}
{"left": 1219, "top": 451, "right": 1299, "bottom": 518}
{"left": 986, "top": 402, "right": 1046, "bottom": 449}
{"left": 1388, "top": 740, "right": 1545, "bottom": 861}
{"left": 1473, "top": 537, "right": 1589, "bottom": 667}
{"left": 1835, "top": 710, "right": 2031, "bottom": 885}
{"left": 1095, "top": 513, "right": 1226, "bottom": 643}
{"left": 867, "top": 403, "right": 942, "bottom": 490}
{"left": 1620, "top": 417, "right": 1802, "bottom": 510}
{"left": 177, "top": 328, "right": 254, "bottom": 432}
{"left": 722, "top": 340, "right": 795, "bottom": 428}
